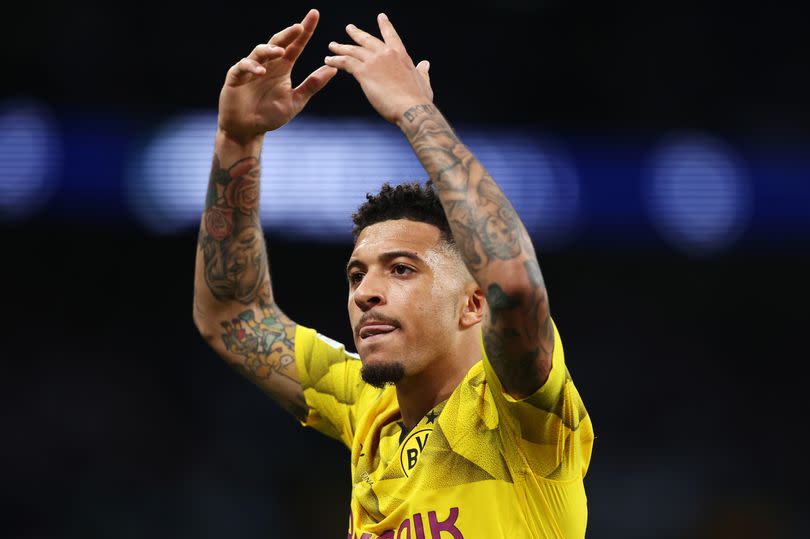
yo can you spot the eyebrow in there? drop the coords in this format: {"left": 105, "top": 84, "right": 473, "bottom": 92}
{"left": 346, "top": 250, "right": 424, "bottom": 276}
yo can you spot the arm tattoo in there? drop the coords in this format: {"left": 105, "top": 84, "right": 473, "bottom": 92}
{"left": 483, "top": 281, "right": 552, "bottom": 396}
{"left": 402, "top": 105, "right": 554, "bottom": 396}
{"left": 220, "top": 303, "right": 307, "bottom": 420}
{"left": 403, "top": 103, "right": 437, "bottom": 122}
{"left": 483, "top": 327, "right": 543, "bottom": 392}
{"left": 220, "top": 304, "right": 294, "bottom": 381}
{"left": 485, "top": 283, "right": 520, "bottom": 324}
{"left": 475, "top": 178, "right": 522, "bottom": 261}
{"left": 195, "top": 153, "right": 307, "bottom": 419}
{"left": 401, "top": 109, "right": 524, "bottom": 270}
{"left": 198, "top": 155, "right": 269, "bottom": 305}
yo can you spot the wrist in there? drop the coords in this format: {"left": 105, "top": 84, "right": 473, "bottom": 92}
{"left": 395, "top": 103, "right": 439, "bottom": 129}
{"left": 215, "top": 127, "right": 265, "bottom": 155}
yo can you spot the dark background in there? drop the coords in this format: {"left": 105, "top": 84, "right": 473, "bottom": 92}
{"left": 2, "top": 1, "right": 808, "bottom": 134}
{"left": 2, "top": 1, "right": 809, "bottom": 538}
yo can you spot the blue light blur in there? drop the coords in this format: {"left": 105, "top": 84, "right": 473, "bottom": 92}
{"left": 7, "top": 104, "right": 807, "bottom": 253}
{"left": 0, "top": 99, "right": 62, "bottom": 221}
{"left": 644, "top": 133, "right": 752, "bottom": 256}
{"left": 127, "top": 113, "right": 581, "bottom": 244}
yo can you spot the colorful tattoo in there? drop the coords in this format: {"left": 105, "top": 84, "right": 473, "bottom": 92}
{"left": 220, "top": 303, "right": 306, "bottom": 419}
{"left": 198, "top": 155, "right": 269, "bottom": 305}
{"left": 220, "top": 303, "right": 295, "bottom": 380}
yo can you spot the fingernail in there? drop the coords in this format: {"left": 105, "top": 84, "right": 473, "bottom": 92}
{"left": 380, "top": 13, "right": 388, "bottom": 20}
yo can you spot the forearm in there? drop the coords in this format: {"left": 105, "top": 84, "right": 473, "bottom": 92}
{"left": 397, "top": 105, "right": 541, "bottom": 297}
{"left": 398, "top": 105, "right": 554, "bottom": 396}
{"left": 193, "top": 130, "right": 305, "bottom": 417}
{"left": 194, "top": 130, "right": 269, "bottom": 316}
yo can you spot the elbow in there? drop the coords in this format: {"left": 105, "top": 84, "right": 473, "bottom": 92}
{"left": 484, "top": 268, "right": 551, "bottom": 326}
{"left": 485, "top": 276, "right": 544, "bottom": 311}
{"left": 193, "top": 307, "right": 219, "bottom": 346}
{"left": 492, "top": 259, "right": 548, "bottom": 304}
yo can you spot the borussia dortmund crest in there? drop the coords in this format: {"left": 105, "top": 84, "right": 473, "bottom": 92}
{"left": 400, "top": 428, "right": 432, "bottom": 477}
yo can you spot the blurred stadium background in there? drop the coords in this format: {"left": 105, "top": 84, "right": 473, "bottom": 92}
{"left": 2, "top": 1, "right": 808, "bottom": 537}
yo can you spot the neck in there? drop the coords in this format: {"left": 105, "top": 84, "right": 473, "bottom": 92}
{"left": 395, "top": 333, "right": 481, "bottom": 429}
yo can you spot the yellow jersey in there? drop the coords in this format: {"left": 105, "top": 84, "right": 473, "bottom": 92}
{"left": 294, "top": 320, "right": 594, "bottom": 538}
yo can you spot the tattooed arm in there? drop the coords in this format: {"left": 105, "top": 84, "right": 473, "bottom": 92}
{"left": 193, "top": 9, "right": 336, "bottom": 419}
{"left": 327, "top": 13, "right": 551, "bottom": 398}
{"left": 401, "top": 109, "right": 552, "bottom": 398}
{"left": 194, "top": 137, "right": 307, "bottom": 418}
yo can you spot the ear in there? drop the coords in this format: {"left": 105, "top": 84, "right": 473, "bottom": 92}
{"left": 459, "top": 283, "right": 485, "bottom": 329}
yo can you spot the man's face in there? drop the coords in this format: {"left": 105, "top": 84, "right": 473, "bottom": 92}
{"left": 346, "top": 219, "right": 467, "bottom": 387}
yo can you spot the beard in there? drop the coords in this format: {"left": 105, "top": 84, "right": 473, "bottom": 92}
{"left": 361, "top": 360, "right": 405, "bottom": 389}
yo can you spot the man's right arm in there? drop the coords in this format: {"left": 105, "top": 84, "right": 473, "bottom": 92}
{"left": 192, "top": 8, "right": 336, "bottom": 421}
{"left": 193, "top": 130, "right": 307, "bottom": 421}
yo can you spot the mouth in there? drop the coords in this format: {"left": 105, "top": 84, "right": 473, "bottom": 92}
{"left": 358, "top": 324, "right": 398, "bottom": 340}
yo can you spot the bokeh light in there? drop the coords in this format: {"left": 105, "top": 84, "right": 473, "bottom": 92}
{"left": 644, "top": 132, "right": 752, "bottom": 256}
{"left": 0, "top": 99, "right": 62, "bottom": 221}
{"left": 127, "top": 113, "right": 581, "bottom": 245}
{"left": 463, "top": 130, "right": 581, "bottom": 248}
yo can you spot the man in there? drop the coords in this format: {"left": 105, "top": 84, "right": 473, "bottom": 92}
{"left": 193, "top": 8, "right": 594, "bottom": 538}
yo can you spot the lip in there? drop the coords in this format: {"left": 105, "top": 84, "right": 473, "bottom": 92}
{"left": 358, "top": 323, "right": 398, "bottom": 340}
{"left": 360, "top": 330, "right": 398, "bottom": 344}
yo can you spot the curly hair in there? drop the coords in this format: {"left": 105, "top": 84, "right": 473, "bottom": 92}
{"left": 351, "top": 181, "right": 455, "bottom": 244}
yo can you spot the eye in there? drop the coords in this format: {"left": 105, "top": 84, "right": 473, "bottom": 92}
{"left": 393, "top": 264, "right": 414, "bottom": 276}
{"left": 348, "top": 271, "right": 364, "bottom": 285}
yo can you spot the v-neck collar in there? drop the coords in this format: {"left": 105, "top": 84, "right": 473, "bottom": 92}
{"left": 397, "top": 399, "right": 449, "bottom": 445}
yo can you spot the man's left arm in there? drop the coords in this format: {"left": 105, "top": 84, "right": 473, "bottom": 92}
{"left": 400, "top": 106, "right": 553, "bottom": 399}
{"left": 325, "top": 13, "right": 552, "bottom": 398}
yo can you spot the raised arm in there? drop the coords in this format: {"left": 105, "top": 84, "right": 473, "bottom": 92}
{"left": 326, "top": 13, "right": 552, "bottom": 398}
{"left": 400, "top": 107, "right": 552, "bottom": 399}
{"left": 193, "top": 9, "right": 337, "bottom": 419}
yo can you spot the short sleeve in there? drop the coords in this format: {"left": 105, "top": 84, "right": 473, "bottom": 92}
{"left": 481, "top": 318, "right": 595, "bottom": 481}
{"left": 294, "top": 324, "right": 367, "bottom": 449}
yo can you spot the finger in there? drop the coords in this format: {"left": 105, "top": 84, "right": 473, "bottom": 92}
{"left": 226, "top": 58, "right": 267, "bottom": 85}
{"left": 269, "top": 22, "right": 304, "bottom": 48}
{"left": 283, "top": 8, "right": 320, "bottom": 63}
{"left": 324, "top": 54, "right": 362, "bottom": 74}
{"left": 416, "top": 59, "right": 430, "bottom": 80}
{"left": 328, "top": 41, "right": 371, "bottom": 61}
{"left": 292, "top": 65, "right": 338, "bottom": 110}
{"left": 345, "top": 23, "right": 383, "bottom": 51}
{"left": 377, "top": 13, "right": 407, "bottom": 53}
{"left": 247, "top": 43, "right": 285, "bottom": 64}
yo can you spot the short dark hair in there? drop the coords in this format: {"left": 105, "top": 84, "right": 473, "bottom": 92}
{"left": 352, "top": 181, "right": 454, "bottom": 243}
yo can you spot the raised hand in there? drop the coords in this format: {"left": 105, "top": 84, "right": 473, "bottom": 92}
{"left": 325, "top": 13, "right": 433, "bottom": 124}
{"left": 218, "top": 8, "right": 338, "bottom": 142}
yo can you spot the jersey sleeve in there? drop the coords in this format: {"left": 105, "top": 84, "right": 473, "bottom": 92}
{"left": 294, "top": 324, "right": 367, "bottom": 449}
{"left": 481, "top": 318, "right": 595, "bottom": 481}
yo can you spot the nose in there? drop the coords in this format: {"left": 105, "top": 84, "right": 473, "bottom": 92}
{"left": 353, "top": 272, "right": 385, "bottom": 311}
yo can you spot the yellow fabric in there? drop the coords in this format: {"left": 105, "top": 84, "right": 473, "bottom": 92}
{"left": 294, "top": 320, "right": 594, "bottom": 539}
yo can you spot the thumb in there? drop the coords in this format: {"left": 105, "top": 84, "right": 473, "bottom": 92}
{"left": 416, "top": 60, "right": 430, "bottom": 81}
{"left": 415, "top": 60, "right": 433, "bottom": 100}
